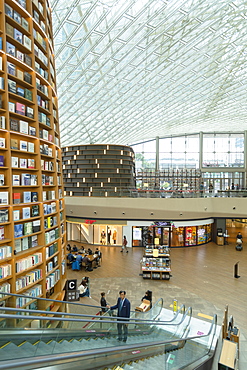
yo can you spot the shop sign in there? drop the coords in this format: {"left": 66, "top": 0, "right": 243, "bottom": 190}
{"left": 153, "top": 221, "right": 172, "bottom": 227}
{"left": 133, "top": 228, "right": 142, "bottom": 240}
{"left": 85, "top": 219, "right": 97, "bottom": 224}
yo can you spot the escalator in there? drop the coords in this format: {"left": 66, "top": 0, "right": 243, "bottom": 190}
{"left": 0, "top": 292, "right": 218, "bottom": 370}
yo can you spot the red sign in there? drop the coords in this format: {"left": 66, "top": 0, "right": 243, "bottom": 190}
{"left": 85, "top": 220, "right": 97, "bottom": 224}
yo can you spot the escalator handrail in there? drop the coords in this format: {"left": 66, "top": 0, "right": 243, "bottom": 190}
{"left": 0, "top": 303, "right": 190, "bottom": 326}
{"left": 0, "top": 291, "right": 164, "bottom": 317}
{"left": 0, "top": 314, "right": 218, "bottom": 370}
{"left": 0, "top": 309, "right": 189, "bottom": 327}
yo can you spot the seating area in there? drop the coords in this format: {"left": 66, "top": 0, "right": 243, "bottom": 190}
{"left": 66, "top": 244, "right": 102, "bottom": 271}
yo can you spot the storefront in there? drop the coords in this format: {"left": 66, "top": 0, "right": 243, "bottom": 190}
{"left": 93, "top": 224, "right": 123, "bottom": 245}
{"left": 131, "top": 219, "right": 213, "bottom": 247}
{"left": 132, "top": 222, "right": 171, "bottom": 247}
{"left": 66, "top": 219, "right": 125, "bottom": 246}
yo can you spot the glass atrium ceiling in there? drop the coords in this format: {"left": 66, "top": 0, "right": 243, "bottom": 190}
{"left": 50, "top": 0, "right": 247, "bottom": 147}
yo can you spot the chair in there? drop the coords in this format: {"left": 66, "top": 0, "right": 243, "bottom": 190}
{"left": 72, "top": 260, "right": 80, "bottom": 271}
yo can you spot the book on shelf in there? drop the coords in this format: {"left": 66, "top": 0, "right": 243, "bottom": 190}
{"left": 19, "top": 120, "right": 28, "bottom": 134}
{"left": 29, "top": 126, "right": 36, "bottom": 136}
{"left": 22, "top": 18, "right": 29, "bottom": 32}
{"left": 11, "top": 157, "right": 18, "bottom": 168}
{"left": 31, "top": 205, "right": 39, "bottom": 217}
{"left": 8, "top": 79, "right": 16, "bottom": 94}
{"left": 6, "top": 23, "right": 14, "bottom": 38}
{"left": 7, "top": 62, "right": 16, "bottom": 76}
{"left": 14, "top": 223, "right": 23, "bottom": 238}
{"left": 26, "top": 107, "right": 34, "bottom": 118}
{"left": 33, "top": 10, "right": 39, "bottom": 23}
{"left": 48, "top": 191, "right": 56, "bottom": 200}
{"left": 24, "top": 89, "right": 32, "bottom": 101}
{"left": 31, "top": 175, "right": 37, "bottom": 186}
{"left": 0, "top": 138, "right": 5, "bottom": 148}
{"left": 31, "top": 235, "right": 38, "bottom": 248}
{"left": 16, "top": 69, "right": 24, "bottom": 80}
{"left": 13, "top": 10, "right": 21, "bottom": 24}
{"left": 24, "top": 54, "right": 32, "bottom": 67}
{"left": 0, "top": 264, "right": 11, "bottom": 279}
{"left": 31, "top": 192, "right": 38, "bottom": 202}
{"left": 22, "top": 207, "right": 30, "bottom": 219}
{"left": 0, "top": 209, "right": 8, "bottom": 223}
{"left": 0, "top": 226, "right": 4, "bottom": 240}
{"left": 0, "top": 156, "right": 4, "bottom": 167}
{"left": 11, "top": 138, "right": 18, "bottom": 149}
{"left": 13, "top": 210, "right": 20, "bottom": 221}
{"left": 28, "top": 142, "right": 35, "bottom": 152}
{"left": 0, "top": 56, "right": 1, "bottom": 71}
{"left": 5, "top": 3, "right": 13, "bottom": 17}
{"left": 22, "top": 173, "right": 31, "bottom": 185}
{"left": 0, "top": 96, "right": 2, "bottom": 109}
{"left": 20, "top": 158, "right": 27, "bottom": 168}
{"left": 10, "top": 119, "right": 19, "bottom": 132}
{"left": 24, "top": 72, "right": 32, "bottom": 84}
{"left": 20, "top": 140, "right": 27, "bottom": 151}
{"left": 23, "top": 191, "right": 31, "bottom": 203}
{"left": 43, "top": 130, "right": 48, "bottom": 141}
{"left": 28, "top": 159, "right": 35, "bottom": 168}
{"left": 13, "top": 174, "right": 20, "bottom": 186}
{"left": 0, "top": 192, "right": 8, "bottom": 205}
{"left": 22, "top": 237, "right": 29, "bottom": 250}
{"left": 14, "top": 29, "right": 23, "bottom": 43}
{"left": 23, "top": 222, "right": 32, "bottom": 235}
{"left": 13, "top": 193, "right": 21, "bottom": 204}
{"left": 15, "top": 239, "right": 22, "bottom": 253}
{"left": 9, "top": 102, "right": 15, "bottom": 112}
{"left": 0, "top": 77, "right": 4, "bottom": 90}
{"left": 0, "top": 246, "right": 11, "bottom": 259}
{"left": 6, "top": 42, "right": 15, "bottom": 56}
{"left": 0, "top": 117, "right": 5, "bottom": 129}
{"left": 0, "top": 175, "right": 4, "bottom": 186}
{"left": 16, "top": 50, "right": 24, "bottom": 62}
{"left": 32, "top": 220, "right": 40, "bottom": 233}
{"left": 16, "top": 102, "right": 25, "bottom": 115}
{"left": 23, "top": 36, "right": 32, "bottom": 50}
{"left": 17, "top": 87, "right": 25, "bottom": 97}
{"left": 42, "top": 191, "right": 47, "bottom": 201}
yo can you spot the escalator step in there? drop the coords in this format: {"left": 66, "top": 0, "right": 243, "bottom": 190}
{"left": 33, "top": 340, "right": 40, "bottom": 346}
{"left": 57, "top": 339, "right": 64, "bottom": 344}
{"left": 18, "top": 341, "right": 27, "bottom": 347}
{"left": 46, "top": 339, "right": 53, "bottom": 345}
{"left": 68, "top": 338, "right": 74, "bottom": 342}
{"left": 0, "top": 342, "right": 11, "bottom": 349}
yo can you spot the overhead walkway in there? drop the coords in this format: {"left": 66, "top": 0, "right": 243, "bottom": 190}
{"left": 0, "top": 292, "right": 218, "bottom": 370}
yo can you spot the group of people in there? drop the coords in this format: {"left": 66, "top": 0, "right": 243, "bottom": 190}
{"left": 99, "top": 290, "right": 152, "bottom": 342}
{"left": 67, "top": 244, "right": 102, "bottom": 271}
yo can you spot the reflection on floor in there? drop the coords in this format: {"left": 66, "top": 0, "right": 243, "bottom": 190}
{"left": 67, "top": 241, "right": 247, "bottom": 369}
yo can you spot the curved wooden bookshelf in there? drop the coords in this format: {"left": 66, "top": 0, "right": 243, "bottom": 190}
{"left": 0, "top": 0, "right": 66, "bottom": 325}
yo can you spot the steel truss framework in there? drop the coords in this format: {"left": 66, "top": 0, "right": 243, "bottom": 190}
{"left": 50, "top": 0, "right": 247, "bottom": 146}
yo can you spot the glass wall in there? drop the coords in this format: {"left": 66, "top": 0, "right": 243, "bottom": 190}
{"left": 134, "top": 140, "right": 156, "bottom": 172}
{"left": 132, "top": 132, "right": 246, "bottom": 189}
{"left": 202, "top": 172, "right": 244, "bottom": 191}
{"left": 202, "top": 133, "right": 244, "bottom": 167}
{"left": 159, "top": 134, "right": 200, "bottom": 169}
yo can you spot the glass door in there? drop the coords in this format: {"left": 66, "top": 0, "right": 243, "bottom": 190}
{"left": 162, "top": 227, "right": 169, "bottom": 246}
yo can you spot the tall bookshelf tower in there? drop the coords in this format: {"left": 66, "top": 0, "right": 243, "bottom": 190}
{"left": 0, "top": 0, "right": 66, "bottom": 316}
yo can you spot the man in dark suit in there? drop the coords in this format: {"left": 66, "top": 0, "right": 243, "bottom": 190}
{"left": 108, "top": 290, "right": 131, "bottom": 342}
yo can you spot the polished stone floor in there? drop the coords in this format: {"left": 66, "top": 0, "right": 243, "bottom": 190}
{"left": 68, "top": 241, "right": 246, "bottom": 369}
